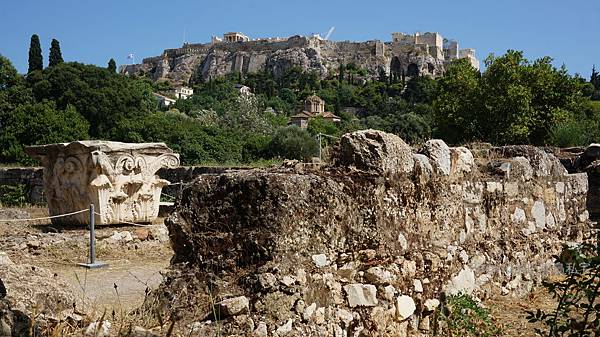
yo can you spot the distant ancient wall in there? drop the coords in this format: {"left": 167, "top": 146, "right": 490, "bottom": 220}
{"left": 158, "top": 130, "right": 593, "bottom": 336}
{"left": 0, "top": 168, "right": 45, "bottom": 204}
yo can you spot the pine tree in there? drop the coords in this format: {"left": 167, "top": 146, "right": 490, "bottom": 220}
{"left": 49, "top": 39, "right": 64, "bottom": 67}
{"left": 27, "top": 34, "right": 43, "bottom": 73}
{"left": 107, "top": 58, "right": 117, "bottom": 73}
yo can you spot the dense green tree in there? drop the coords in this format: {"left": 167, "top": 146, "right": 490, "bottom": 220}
{"left": 27, "top": 34, "right": 43, "bottom": 73}
{"left": 31, "top": 62, "right": 155, "bottom": 137}
{"left": 403, "top": 75, "right": 438, "bottom": 104}
{"left": 0, "top": 55, "right": 19, "bottom": 90}
{"left": 433, "top": 58, "right": 481, "bottom": 143}
{"left": 108, "top": 58, "right": 117, "bottom": 73}
{"left": 0, "top": 101, "right": 89, "bottom": 163}
{"left": 49, "top": 39, "right": 64, "bottom": 67}
{"left": 268, "top": 126, "right": 318, "bottom": 160}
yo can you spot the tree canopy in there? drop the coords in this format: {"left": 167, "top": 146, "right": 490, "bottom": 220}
{"left": 48, "top": 38, "right": 64, "bottom": 67}
{"left": 27, "top": 34, "right": 43, "bottom": 73}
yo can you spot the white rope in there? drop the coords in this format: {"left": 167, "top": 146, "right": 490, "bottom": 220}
{"left": 93, "top": 212, "right": 160, "bottom": 228}
{"left": 0, "top": 208, "right": 89, "bottom": 222}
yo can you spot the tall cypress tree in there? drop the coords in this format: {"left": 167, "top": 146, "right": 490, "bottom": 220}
{"left": 49, "top": 39, "right": 63, "bottom": 67}
{"left": 28, "top": 34, "right": 43, "bottom": 73}
{"left": 107, "top": 58, "right": 117, "bottom": 73}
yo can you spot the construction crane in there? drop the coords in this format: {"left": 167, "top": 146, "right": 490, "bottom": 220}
{"left": 323, "top": 27, "right": 335, "bottom": 40}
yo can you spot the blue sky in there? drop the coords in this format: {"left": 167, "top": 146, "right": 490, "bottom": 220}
{"left": 1, "top": 0, "right": 598, "bottom": 77}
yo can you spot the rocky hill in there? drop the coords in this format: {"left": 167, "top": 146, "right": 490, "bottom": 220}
{"left": 121, "top": 32, "right": 479, "bottom": 86}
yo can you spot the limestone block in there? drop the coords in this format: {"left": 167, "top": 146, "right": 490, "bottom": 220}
{"left": 423, "top": 299, "right": 440, "bottom": 312}
{"left": 423, "top": 139, "right": 451, "bottom": 175}
{"left": 569, "top": 173, "right": 588, "bottom": 195}
{"left": 343, "top": 284, "right": 378, "bottom": 307}
{"left": 365, "top": 266, "right": 396, "bottom": 285}
{"left": 531, "top": 201, "right": 546, "bottom": 229}
{"left": 413, "top": 154, "right": 433, "bottom": 177}
{"left": 338, "top": 129, "right": 414, "bottom": 174}
{"left": 445, "top": 266, "right": 476, "bottom": 295}
{"left": 396, "top": 295, "right": 416, "bottom": 320}
{"left": 25, "top": 141, "right": 179, "bottom": 225}
{"left": 450, "top": 147, "right": 475, "bottom": 175}
{"left": 218, "top": 296, "right": 250, "bottom": 316}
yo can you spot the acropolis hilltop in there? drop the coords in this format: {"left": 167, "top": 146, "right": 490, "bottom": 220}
{"left": 122, "top": 31, "right": 479, "bottom": 85}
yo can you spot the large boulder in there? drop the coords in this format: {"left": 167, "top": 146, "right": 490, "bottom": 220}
{"left": 337, "top": 129, "right": 414, "bottom": 174}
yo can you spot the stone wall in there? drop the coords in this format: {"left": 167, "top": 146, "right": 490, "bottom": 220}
{"left": 0, "top": 167, "right": 45, "bottom": 204}
{"left": 156, "top": 130, "right": 592, "bottom": 336}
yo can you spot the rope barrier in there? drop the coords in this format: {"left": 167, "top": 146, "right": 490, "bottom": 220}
{"left": 0, "top": 208, "right": 89, "bottom": 222}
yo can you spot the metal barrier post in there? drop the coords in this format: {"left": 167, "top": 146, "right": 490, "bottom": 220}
{"left": 78, "top": 204, "right": 108, "bottom": 269}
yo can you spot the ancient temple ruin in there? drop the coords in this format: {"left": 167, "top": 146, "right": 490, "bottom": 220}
{"left": 25, "top": 141, "right": 180, "bottom": 225}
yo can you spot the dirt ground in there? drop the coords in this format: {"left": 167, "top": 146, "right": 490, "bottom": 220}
{"left": 0, "top": 206, "right": 561, "bottom": 336}
{"left": 0, "top": 206, "right": 173, "bottom": 314}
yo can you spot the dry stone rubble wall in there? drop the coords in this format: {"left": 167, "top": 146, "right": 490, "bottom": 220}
{"left": 159, "top": 130, "right": 591, "bottom": 336}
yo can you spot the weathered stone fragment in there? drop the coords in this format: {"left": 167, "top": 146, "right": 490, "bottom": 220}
{"left": 396, "top": 295, "right": 416, "bottom": 320}
{"left": 423, "top": 139, "right": 451, "bottom": 175}
{"left": 338, "top": 129, "right": 413, "bottom": 174}
{"left": 218, "top": 296, "right": 249, "bottom": 317}
{"left": 343, "top": 284, "right": 378, "bottom": 307}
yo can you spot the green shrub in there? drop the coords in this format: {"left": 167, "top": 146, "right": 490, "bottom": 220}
{"left": 0, "top": 184, "right": 28, "bottom": 206}
{"left": 526, "top": 243, "right": 600, "bottom": 336}
{"left": 550, "top": 119, "right": 589, "bottom": 147}
{"left": 435, "top": 294, "right": 501, "bottom": 337}
{"left": 268, "top": 126, "right": 318, "bottom": 161}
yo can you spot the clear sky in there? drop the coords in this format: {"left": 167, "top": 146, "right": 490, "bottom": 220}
{"left": 1, "top": 0, "right": 598, "bottom": 77}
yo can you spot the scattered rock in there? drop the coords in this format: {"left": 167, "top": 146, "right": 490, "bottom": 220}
{"left": 413, "top": 279, "right": 423, "bottom": 293}
{"left": 218, "top": 296, "right": 249, "bottom": 317}
{"left": 133, "top": 228, "right": 150, "bottom": 241}
{"left": 343, "top": 284, "right": 378, "bottom": 307}
{"left": 396, "top": 295, "right": 416, "bottom": 320}
{"left": 365, "top": 266, "right": 396, "bottom": 285}
{"left": 0, "top": 253, "right": 13, "bottom": 266}
{"left": 397, "top": 233, "right": 408, "bottom": 251}
{"left": 275, "top": 319, "right": 293, "bottom": 335}
{"left": 253, "top": 322, "right": 268, "bottom": 337}
{"left": 446, "top": 266, "right": 476, "bottom": 295}
{"left": 131, "top": 326, "right": 159, "bottom": 337}
{"left": 258, "top": 273, "right": 278, "bottom": 290}
{"left": 311, "top": 254, "right": 329, "bottom": 268}
{"left": 423, "top": 298, "right": 440, "bottom": 312}
{"left": 85, "top": 320, "right": 111, "bottom": 337}
{"left": 149, "top": 225, "right": 170, "bottom": 242}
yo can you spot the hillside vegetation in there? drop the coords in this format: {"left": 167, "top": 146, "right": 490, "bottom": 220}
{"left": 1, "top": 45, "right": 599, "bottom": 165}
